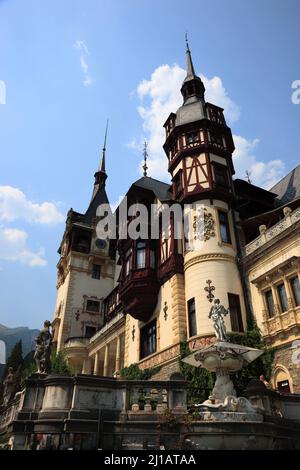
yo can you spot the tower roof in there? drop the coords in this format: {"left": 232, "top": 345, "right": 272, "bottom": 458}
{"left": 270, "top": 164, "right": 300, "bottom": 206}
{"left": 180, "top": 35, "right": 205, "bottom": 104}
{"left": 183, "top": 34, "right": 197, "bottom": 83}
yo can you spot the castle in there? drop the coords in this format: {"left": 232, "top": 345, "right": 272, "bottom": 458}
{"left": 51, "top": 43, "right": 300, "bottom": 393}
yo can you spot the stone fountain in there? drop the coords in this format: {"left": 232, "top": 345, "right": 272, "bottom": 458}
{"left": 183, "top": 298, "right": 264, "bottom": 419}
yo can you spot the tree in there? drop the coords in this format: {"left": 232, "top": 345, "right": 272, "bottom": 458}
{"left": 2, "top": 340, "right": 23, "bottom": 379}
{"left": 120, "top": 363, "right": 161, "bottom": 380}
{"left": 50, "top": 351, "right": 72, "bottom": 375}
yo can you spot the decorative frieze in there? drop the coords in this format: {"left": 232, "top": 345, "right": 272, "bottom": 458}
{"left": 138, "top": 343, "right": 181, "bottom": 370}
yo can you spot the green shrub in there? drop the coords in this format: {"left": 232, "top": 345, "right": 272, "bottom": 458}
{"left": 120, "top": 363, "right": 161, "bottom": 380}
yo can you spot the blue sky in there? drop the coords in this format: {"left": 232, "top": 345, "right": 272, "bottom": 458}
{"left": 0, "top": 0, "right": 299, "bottom": 328}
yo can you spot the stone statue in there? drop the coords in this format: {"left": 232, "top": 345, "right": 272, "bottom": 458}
{"left": 208, "top": 299, "right": 229, "bottom": 342}
{"left": 34, "top": 320, "right": 52, "bottom": 373}
{"left": 2, "top": 367, "right": 14, "bottom": 406}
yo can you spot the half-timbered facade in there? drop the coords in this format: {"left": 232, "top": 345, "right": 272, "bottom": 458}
{"left": 52, "top": 44, "right": 300, "bottom": 392}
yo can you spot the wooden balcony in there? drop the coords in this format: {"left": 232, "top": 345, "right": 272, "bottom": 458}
{"left": 119, "top": 268, "right": 160, "bottom": 322}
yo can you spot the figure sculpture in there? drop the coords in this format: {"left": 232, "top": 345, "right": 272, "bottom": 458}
{"left": 34, "top": 320, "right": 52, "bottom": 373}
{"left": 2, "top": 367, "right": 14, "bottom": 406}
{"left": 208, "top": 298, "right": 229, "bottom": 342}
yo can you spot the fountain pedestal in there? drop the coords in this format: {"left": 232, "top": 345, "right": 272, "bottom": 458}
{"left": 183, "top": 340, "right": 264, "bottom": 414}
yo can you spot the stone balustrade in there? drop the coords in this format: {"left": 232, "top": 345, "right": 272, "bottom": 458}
{"left": 0, "top": 374, "right": 187, "bottom": 438}
{"left": 245, "top": 206, "right": 300, "bottom": 256}
{"left": 262, "top": 305, "right": 300, "bottom": 338}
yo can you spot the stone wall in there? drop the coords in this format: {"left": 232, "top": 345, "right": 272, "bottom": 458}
{"left": 272, "top": 344, "right": 300, "bottom": 393}
{"left": 150, "top": 358, "right": 181, "bottom": 380}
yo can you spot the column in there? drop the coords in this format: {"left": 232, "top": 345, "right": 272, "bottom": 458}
{"left": 115, "top": 336, "right": 121, "bottom": 375}
{"left": 103, "top": 344, "right": 109, "bottom": 376}
{"left": 93, "top": 352, "right": 99, "bottom": 375}
{"left": 82, "top": 358, "right": 92, "bottom": 375}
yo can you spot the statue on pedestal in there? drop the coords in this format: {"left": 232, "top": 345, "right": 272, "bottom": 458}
{"left": 2, "top": 367, "right": 14, "bottom": 406}
{"left": 34, "top": 320, "right": 52, "bottom": 373}
{"left": 208, "top": 298, "right": 229, "bottom": 342}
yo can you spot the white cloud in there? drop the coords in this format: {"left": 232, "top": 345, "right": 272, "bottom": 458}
{"left": 232, "top": 136, "right": 285, "bottom": 189}
{"left": 130, "top": 63, "right": 285, "bottom": 188}
{"left": 0, "top": 227, "right": 47, "bottom": 267}
{"left": 0, "top": 186, "right": 65, "bottom": 225}
{"left": 73, "top": 39, "right": 93, "bottom": 87}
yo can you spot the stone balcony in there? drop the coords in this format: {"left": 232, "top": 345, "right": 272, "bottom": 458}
{"left": 262, "top": 305, "right": 300, "bottom": 343}
{"left": 245, "top": 205, "right": 300, "bottom": 256}
{"left": 64, "top": 337, "right": 90, "bottom": 349}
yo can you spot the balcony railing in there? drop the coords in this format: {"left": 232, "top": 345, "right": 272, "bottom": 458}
{"left": 103, "top": 285, "right": 122, "bottom": 322}
{"left": 245, "top": 206, "right": 300, "bottom": 256}
{"left": 89, "top": 312, "right": 124, "bottom": 344}
{"left": 262, "top": 305, "right": 300, "bottom": 340}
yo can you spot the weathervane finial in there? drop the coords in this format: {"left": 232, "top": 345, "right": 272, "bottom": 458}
{"left": 143, "top": 141, "right": 148, "bottom": 177}
{"left": 185, "top": 32, "right": 190, "bottom": 52}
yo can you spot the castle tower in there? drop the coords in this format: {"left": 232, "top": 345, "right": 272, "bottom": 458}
{"left": 52, "top": 126, "right": 115, "bottom": 371}
{"left": 163, "top": 40, "right": 246, "bottom": 344}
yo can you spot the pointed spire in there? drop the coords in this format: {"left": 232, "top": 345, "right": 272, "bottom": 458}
{"left": 185, "top": 32, "right": 196, "bottom": 81}
{"left": 99, "top": 119, "right": 109, "bottom": 173}
{"left": 93, "top": 120, "right": 108, "bottom": 190}
{"left": 181, "top": 34, "right": 205, "bottom": 103}
{"left": 142, "top": 141, "right": 148, "bottom": 177}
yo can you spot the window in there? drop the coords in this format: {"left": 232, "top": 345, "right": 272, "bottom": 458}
{"left": 265, "top": 290, "right": 275, "bottom": 318}
{"left": 186, "top": 132, "right": 199, "bottom": 145}
{"left": 86, "top": 299, "right": 100, "bottom": 313}
{"left": 125, "top": 248, "right": 132, "bottom": 276}
{"left": 228, "top": 293, "right": 244, "bottom": 332}
{"left": 218, "top": 211, "right": 231, "bottom": 244}
{"left": 214, "top": 165, "right": 228, "bottom": 187}
{"left": 277, "top": 380, "right": 291, "bottom": 395}
{"left": 85, "top": 326, "right": 96, "bottom": 338}
{"left": 150, "top": 249, "right": 156, "bottom": 269}
{"left": 92, "top": 264, "right": 101, "bottom": 279}
{"left": 136, "top": 241, "right": 146, "bottom": 269}
{"left": 290, "top": 276, "right": 300, "bottom": 306}
{"left": 140, "top": 320, "right": 156, "bottom": 359}
{"left": 173, "top": 170, "right": 182, "bottom": 196}
{"left": 277, "top": 283, "right": 288, "bottom": 312}
{"left": 210, "top": 131, "right": 223, "bottom": 147}
{"left": 187, "top": 298, "right": 197, "bottom": 337}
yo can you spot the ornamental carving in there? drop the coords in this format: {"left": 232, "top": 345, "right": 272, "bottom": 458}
{"left": 193, "top": 208, "right": 216, "bottom": 241}
{"left": 204, "top": 279, "right": 216, "bottom": 303}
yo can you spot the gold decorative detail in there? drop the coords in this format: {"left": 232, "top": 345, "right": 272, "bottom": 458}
{"left": 193, "top": 208, "right": 216, "bottom": 241}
